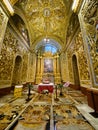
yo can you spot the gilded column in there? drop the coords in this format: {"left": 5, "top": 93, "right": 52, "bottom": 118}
{"left": 36, "top": 54, "right": 38, "bottom": 74}
{"left": 33, "top": 53, "right": 37, "bottom": 82}
{"left": 40, "top": 56, "right": 43, "bottom": 76}
{"left": 56, "top": 53, "right": 60, "bottom": 74}
{"left": 37, "top": 53, "right": 40, "bottom": 74}
{"left": 56, "top": 56, "right": 57, "bottom": 74}
{"left": 26, "top": 52, "right": 30, "bottom": 81}
{"left": 53, "top": 56, "right": 56, "bottom": 75}
{"left": 55, "top": 53, "right": 61, "bottom": 84}
{"left": 39, "top": 56, "right": 41, "bottom": 74}
{"left": 35, "top": 53, "right": 41, "bottom": 84}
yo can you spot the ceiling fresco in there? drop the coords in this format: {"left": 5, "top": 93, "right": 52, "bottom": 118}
{"left": 13, "top": 0, "right": 73, "bottom": 48}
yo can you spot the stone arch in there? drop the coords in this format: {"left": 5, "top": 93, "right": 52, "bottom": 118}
{"left": 11, "top": 55, "right": 22, "bottom": 89}
{"left": 35, "top": 38, "right": 61, "bottom": 52}
{"left": 31, "top": 36, "right": 63, "bottom": 50}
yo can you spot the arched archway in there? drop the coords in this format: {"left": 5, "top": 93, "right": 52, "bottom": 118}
{"left": 35, "top": 38, "right": 61, "bottom": 52}
{"left": 72, "top": 54, "right": 80, "bottom": 89}
{"left": 9, "top": 14, "right": 30, "bottom": 46}
{"left": 11, "top": 55, "right": 22, "bottom": 89}
{"left": 35, "top": 38, "right": 61, "bottom": 84}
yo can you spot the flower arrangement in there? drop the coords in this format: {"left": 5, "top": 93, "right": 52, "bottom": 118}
{"left": 63, "top": 81, "right": 70, "bottom": 87}
{"left": 57, "top": 81, "right": 70, "bottom": 96}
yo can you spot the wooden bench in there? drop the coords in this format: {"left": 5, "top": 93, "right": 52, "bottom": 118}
{"left": 86, "top": 88, "right": 98, "bottom": 117}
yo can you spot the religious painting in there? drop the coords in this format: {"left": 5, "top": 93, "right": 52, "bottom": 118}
{"left": 44, "top": 59, "right": 53, "bottom": 73}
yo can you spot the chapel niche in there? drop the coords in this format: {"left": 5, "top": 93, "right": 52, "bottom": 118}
{"left": 11, "top": 55, "right": 22, "bottom": 89}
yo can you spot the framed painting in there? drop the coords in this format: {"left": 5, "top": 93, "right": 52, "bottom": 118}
{"left": 44, "top": 58, "right": 53, "bottom": 73}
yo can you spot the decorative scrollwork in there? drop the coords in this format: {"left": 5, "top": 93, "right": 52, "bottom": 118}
{"left": 81, "top": 0, "right": 98, "bottom": 83}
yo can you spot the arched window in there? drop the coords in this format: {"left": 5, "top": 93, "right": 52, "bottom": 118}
{"left": 45, "top": 44, "right": 57, "bottom": 54}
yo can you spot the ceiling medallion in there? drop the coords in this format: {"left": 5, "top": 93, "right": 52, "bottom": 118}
{"left": 43, "top": 8, "right": 50, "bottom": 17}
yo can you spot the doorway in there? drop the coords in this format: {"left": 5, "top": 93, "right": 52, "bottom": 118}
{"left": 11, "top": 56, "right": 22, "bottom": 89}
{"left": 72, "top": 55, "right": 80, "bottom": 89}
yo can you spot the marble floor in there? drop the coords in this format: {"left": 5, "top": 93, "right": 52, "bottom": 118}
{"left": 0, "top": 86, "right": 98, "bottom": 130}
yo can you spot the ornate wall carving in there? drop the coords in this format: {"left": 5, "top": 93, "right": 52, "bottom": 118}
{"left": 67, "top": 32, "right": 90, "bottom": 85}
{"left": 78, "top": 46, "right": 90, "bottom": 85}
{"left": 0, "top": 26, "right": 28, "bottom": 87}
{"left": 0, "top": 28, "right": 16, "bottom": 81}
{"left": 80, "top": 0, "right": 98, "bottom": 84}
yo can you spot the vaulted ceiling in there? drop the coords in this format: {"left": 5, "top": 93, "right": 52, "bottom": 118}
{"left": 10, "top": 0, "right": 73, "bottom": 49}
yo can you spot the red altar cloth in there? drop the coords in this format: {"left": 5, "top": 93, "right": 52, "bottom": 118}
{"left": 38, "top": 83, "right": 54, "bottom": 93}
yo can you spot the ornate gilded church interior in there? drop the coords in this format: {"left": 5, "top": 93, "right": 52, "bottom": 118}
{"left": 0, "top": 0, "right": 98, "bottom": 130}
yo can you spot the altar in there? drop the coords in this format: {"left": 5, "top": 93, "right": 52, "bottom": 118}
{"left": 38, "top": 83, "right": 54, "bottom": 93}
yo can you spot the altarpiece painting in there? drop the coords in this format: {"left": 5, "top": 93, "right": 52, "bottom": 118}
{"left": 44, "top": 59, "right": 53, "bottom": 73}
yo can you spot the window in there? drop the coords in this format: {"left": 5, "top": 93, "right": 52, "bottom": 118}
{"left": 45, "top": 44, "right": 57, "bottom": 54}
